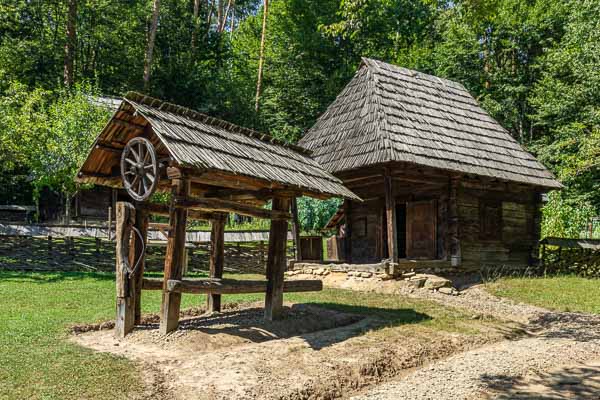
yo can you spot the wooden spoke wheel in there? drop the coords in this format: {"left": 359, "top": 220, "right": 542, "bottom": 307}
{"left": 120, "top": 137, "right": 159, "bottom": 202}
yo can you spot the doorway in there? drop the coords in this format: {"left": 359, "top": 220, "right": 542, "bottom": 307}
{"left": 396, "top": 203, "right": 407, "bottom": 258}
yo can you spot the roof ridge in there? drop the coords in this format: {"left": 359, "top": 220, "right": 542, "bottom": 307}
{"left": 124, "top": 91, "right": 312, "bottom": 156}
{"left": 361, "top": 57, "right": 466, "bottom": 91}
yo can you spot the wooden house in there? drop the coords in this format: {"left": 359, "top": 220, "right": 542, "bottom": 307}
{"left": 299, "top": 58, "right": 562, "bottom": 271}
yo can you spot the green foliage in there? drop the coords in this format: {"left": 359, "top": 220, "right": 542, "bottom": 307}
{"left": 297, "top": 196, "right": 341, "bottom": 233}
{"left": 0, "top": 83, "right": 111, "bottom": 197}
{"left": 541, "top": 192, "right": 595, "bottom": 238}
{"left": 0, "top": 0, "right": 599, "bottom": 232}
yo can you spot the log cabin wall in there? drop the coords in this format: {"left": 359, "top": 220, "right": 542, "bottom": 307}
{"left": 337, "top": 163, "right": 543, "bottom": 270}
{"left": 457, "top": 181, "right": 541, "bottom": 271}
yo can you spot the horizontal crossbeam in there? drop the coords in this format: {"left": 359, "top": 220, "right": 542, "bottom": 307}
{"left": 142, "top": 278, "right": 322, "bottom": 294}
{"left": 174, "top": 196, "right": 292, "bottom": 220}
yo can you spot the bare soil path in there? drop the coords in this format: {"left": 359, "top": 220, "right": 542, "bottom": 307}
{"left": 350, "top": 286, "right": 600, "bottom": 400}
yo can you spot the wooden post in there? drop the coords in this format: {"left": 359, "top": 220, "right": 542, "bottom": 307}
{"left": 448, "top": 177, "right": 461, "bottom": 267}
{"left": 384, "top": 168, "right": 398, "bottom": 262}
{"left": 207, "top": 213, "right": 227, "bottom": 313}
{"left": 131, "top": 206, "right": 149, "bottom": 325}
{"left": 115, "top": 202, "right": 135, "bottom": 338}
{"left": 265, "top": 195, "right": 291, "bottom": 321}
{"left": 108, "top": 206, "right": 112, "bottom": 241}
{"left": 291, "top": 197, "right": 302, "bottom": 260}
{"left": 159, "top": 178, "right": 190, "bottom": 334}
{"left": 344, "top": 199, "right": 352, "bottom": 263}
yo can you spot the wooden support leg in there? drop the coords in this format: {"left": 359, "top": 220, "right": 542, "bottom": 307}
{"left": 291, "top": 197, "right": 302, "bottom": 261}
{"left": 207, "top": 213, "right": 226, "bottom": 313}
{"left": 384, "top": 168, "right": 398, "bottom": 262}
{"left": 265, "top": 196, "right": 291, "bottom": 321}
{"left": 159, "top": 178, "right": 190, "bottom": 335}
{"left": 132, "top": 206, "right": 149, "bottom": 325}
{"left": 115, "top": 202, "right": 135, "bottom": 338}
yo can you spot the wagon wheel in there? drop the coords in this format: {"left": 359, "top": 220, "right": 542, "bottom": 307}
{"left": 120, "top": 137, "right": 159, "bottom": 202}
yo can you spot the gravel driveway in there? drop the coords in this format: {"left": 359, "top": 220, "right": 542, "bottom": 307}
{"left": 351, "top": 286, "right": 600, "bottom": 400}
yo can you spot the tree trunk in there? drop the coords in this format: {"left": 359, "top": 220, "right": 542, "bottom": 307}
{"left": 254, "top": 0, "right": 269, "bottom": 113}
{"left": 191, "top": 0, "right": 201, "bottom": 50}
{"left": 217, "top": 0, "right": 234, "bottom": 33}
{"left": 63, "top": 0, "right": 77, "bottom": 88}
{"left": 143, "top": 0, "right": 161, "bottom": 92}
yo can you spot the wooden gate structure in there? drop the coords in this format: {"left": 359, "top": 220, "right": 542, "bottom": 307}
{"left": 76, "top": 92, "right": 358, "bottom": 337}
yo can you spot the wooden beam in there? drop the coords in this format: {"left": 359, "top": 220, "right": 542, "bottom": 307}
{"left": 384, "top": 168, "right": 398, "bottom": 262}
{"left": 159, "top": 178, "right": 190, "bottom": 335}
{"left": 175, "top": 196, "right": 291, "bottom": 220}
{"left": 131, "top": 206, "right": 149, "bottom": 325}
{"left": 291, "top": 197, "right": 302, "bottom": 260}
{"left": 113, "top": 118, "right": 146, "bottom": 131}
{"left": 448, "top": 177, "right": 461, "bottom": 267}
{"left": 207, "top": 213, "right": 227, "bottom": 312}
{"left": 142, "top": 203, "right": 214, "bottom": 221}
{"left": 146, "top": 278, "right": 322, "bottom": 294}
{"left": 344, "top": 200, "right": 352, "bottom": 263}
{"left": 115, "top": 202, "right": 135, "bottom": 338}
{"left": 265, "top": 196, "right": 291, "bottom": 321}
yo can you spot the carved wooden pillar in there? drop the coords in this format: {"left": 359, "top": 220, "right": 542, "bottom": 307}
{"left": 384, "top": 168, "right": 398, "bottom": 262}
{"left": 448, "top": 177, "right": 461, "bottom": 267}
{"left": 265, "top": 195, "right": 291, "bottom": 321}
{"left": 159, "top": 178, "right": 190, "bottom": 334}
{"left": 207, "top": 212, "right": 227, "bottom": 313}
{"left": 115, "top": 202, "right": 135, "bottom": 338}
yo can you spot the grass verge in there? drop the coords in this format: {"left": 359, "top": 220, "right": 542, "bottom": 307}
{"left": 487, "top": 275, "right": 600, "bottom": 314}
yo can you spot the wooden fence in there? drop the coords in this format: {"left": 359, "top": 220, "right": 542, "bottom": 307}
{"left": 0, "top": 235, "right": 294, "bottom": 274}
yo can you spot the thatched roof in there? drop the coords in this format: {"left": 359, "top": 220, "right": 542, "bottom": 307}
{"left": 77, "top": 92, "right": 358, "bottom": 200}
{"left": 299, "top": 58, "right": 562, "bottom": 189}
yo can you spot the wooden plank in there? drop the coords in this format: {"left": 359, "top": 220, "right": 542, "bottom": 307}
{"left": 159, "top": 178, "right": 190, "bottom": 335}
{"left": 131, "top": 206, "right": 149, "bottom": 325}
{"left": 115, "top": 202, "right": 135, "bottom": 339}
{"left": 291, "top": 197, "right": 302, "bottom": 260}
{"left": 143, "top": 202, "right": 214, "bottom": 221}
{"left": 406, "top": 200, "right": 437, "bottom": 259}
{"left": 207, "top": 213, "right": 226, "bottom": 312}
{"left": 265, "top": 196, "right": 291, "bottom": 321}
{"left": 384, "top": 168, "right": 398, "bottom": 262}
{"left": 448, "top": 177, "right": 461, "bottom": 266}
{"left": 145, "top": 278, "right": 323, "bottom": 294}
{"left": 175, "top": 196, "right": 291, "bottom": 220}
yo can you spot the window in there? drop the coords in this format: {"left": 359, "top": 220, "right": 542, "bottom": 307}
{"left": 480, "top": 200, "right": 503, "bottom": 240}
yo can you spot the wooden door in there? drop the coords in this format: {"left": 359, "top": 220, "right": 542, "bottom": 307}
{"left": 406, "top": 200, "right": 437, "bottom": 259}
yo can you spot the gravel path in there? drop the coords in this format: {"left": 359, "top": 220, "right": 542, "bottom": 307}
{"left": 351, "top": 286, "right": 600, "bottom": 400}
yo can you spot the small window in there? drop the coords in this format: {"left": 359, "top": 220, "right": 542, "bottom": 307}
{"left": 480, "top": 200, "right": 502, "bottom": 240}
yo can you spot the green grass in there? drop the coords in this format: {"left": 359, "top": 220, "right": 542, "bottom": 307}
{"left": 0, "top": 271, "right": 482, "bottom": 399}
{"left": 487, "top": 275, "right": 600, "bottom": 314}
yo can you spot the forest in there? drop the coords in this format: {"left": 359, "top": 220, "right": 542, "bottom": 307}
{"left": 0, "top": 0, "right": 598, "bottom": 235}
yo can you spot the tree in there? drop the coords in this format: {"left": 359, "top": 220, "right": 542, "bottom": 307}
{"left": 254, "top": 0, "right": 268, "bottom": 112}
{"left": 64, "top": 0, "right": 77, "bottom": 87}
{"left": 144, "top": 0, "right": 161, "bottom": 92}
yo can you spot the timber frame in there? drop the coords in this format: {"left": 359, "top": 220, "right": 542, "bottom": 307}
{"left": 76, "top": 93, "right": 357, "bottom": 337}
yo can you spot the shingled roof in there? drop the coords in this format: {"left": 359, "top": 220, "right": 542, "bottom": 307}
{"left": 77, "top": 92, "right": 358, "bottom": 200}
{"left": 299, "top": 58, "right": 562, "bottom": 189}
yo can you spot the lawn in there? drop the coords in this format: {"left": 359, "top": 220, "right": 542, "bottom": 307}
{"left": 0, "top": 271, "right": 483, "bottom": 400}
{"left": 487, "top": 275, "right": 600, "bottom": 314}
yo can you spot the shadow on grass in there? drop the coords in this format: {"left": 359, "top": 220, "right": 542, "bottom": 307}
{"left": 135, "top": 303, "right": 432, "bottom": 350}
{"left": 480, "top": 362, "right": 600, "bottom": 399}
